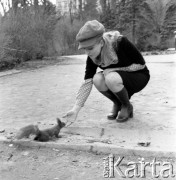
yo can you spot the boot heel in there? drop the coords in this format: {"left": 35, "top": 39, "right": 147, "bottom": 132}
{"left": 129, "top": 104, "right": 133, "bottom": 118}
{"left": 130, "top": 111, "right": 133, "bottom": 118}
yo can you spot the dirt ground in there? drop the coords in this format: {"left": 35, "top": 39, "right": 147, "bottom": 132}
{"left": 0, "top": 54, "right": 176, "bottom": 133}
{"left": 0, "top": 142, "right": 175, "bottom": 180}
{"left": 0, "top": 54, "right": 176, "bottom": 180}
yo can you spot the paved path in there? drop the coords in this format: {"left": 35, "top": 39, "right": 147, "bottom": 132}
{"left": 0, "top": 54, "right": 176, "bottom": 157}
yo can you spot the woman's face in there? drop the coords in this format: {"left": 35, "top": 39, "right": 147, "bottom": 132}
{"left": 83, "top": 40, "right": 104, "bottom": 60}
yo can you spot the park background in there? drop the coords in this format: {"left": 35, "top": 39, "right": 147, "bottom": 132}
{"left": 0, "top": 2, "right": 176, "bottom": 178}
{"left": 0, "top": 0, "right": 176, "bottom": 70}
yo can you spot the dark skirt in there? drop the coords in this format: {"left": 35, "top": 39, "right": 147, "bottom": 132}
{"left": 115, "top": 67, "right": 150, "bottom": 98}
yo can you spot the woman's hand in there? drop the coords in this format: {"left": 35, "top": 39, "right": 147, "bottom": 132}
{"left": 63, "top": 105, "right": 81, "bottom": 126}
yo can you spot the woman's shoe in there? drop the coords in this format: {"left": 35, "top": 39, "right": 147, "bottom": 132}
{"left": 100, "top": 90, "right": 121, "bottom": 120}
{"left": 113, "top": 87, "right": 133, "bottom": 122}
{"left": 116, "top": 103, "right": 133, "bottom": 122}
{"left": 107, "top": 103, "right": 120, "bottom": 120}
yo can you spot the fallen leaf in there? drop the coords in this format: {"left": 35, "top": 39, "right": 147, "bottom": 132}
{"left": 22, "top": 151, "right": 29, "bottom": 156}
{"left": 53, "top": 148, "right": 60, "bottom": 152}
{"left": 137, "top": 142, "right": 151, "bottom": 147}
{"left": 0, "top": 129, "right": 5, "bottom": 133}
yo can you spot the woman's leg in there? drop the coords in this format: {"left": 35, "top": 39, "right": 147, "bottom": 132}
{"left": 93, "top": 72, "right": 121, "bottom": 119}
{"left": 93, "top": 72, "right": 108, "bottom": 91}
{"left": 105, "top": 72, "right": 133, "bottom": 122}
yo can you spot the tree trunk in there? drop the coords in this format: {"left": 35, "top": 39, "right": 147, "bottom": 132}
{"left": 22, "top": 0, "right": 27, "bottom": 7}
{"left": 12, "top": 0, "right": 18, "bottom": 14}
{"left": 175, "top": 32, "right": 176, "bottom": 50}
{"left": 78, "top": 0, "right": 82, "bottom": 20}
{"left": 0, "top": 0, "right": 6, "bottom": 15}
{"left": 132, "top": 3, "right": 136, "bottom": 44}
{"left": 100, "top": 0, "right": 107, "bottom": 13}
{"left": 43, "top": 0, "right": 46, "bottom": 6}
{"left": 69, "top": 0, "right": 73, "bottom": 24}
{"left": 110, "top": 0, "right": 116, "bottom": 11}
{"left": 34, "top": 0, "right": 39, "bottom": 13}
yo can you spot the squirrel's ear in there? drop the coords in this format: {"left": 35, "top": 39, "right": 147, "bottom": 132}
{"left": 62, "top": 122, "right": 66, "bottom": 127}
{"left": 56, "top": 118, "right": 61, "bottom": 126}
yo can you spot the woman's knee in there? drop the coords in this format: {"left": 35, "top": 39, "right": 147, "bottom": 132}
{"left": 105, "top": 72, "right": 123, "bottom": 91}
{"left": 93, "top": 73, "right": 107, "bottom": 91}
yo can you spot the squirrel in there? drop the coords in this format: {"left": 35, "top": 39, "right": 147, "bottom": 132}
{"left": 16, "top": 124, "right": 39, "bottom": 140}
{"left": 16, "top": 118, "right": 65, "bottom": 142}
{"left": 34, "top": 118, "right": 65, "bottom": 142}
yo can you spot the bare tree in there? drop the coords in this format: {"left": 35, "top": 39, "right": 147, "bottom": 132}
{"left": 69, "top": 0, "right": 73, "bottom": 24}
{"left": 0, "top": 0, "right": 6, "bottom": 15}
{"left": 34, "top": 0, "right": 39, "bottom": 13}
{"left": 78, "top": 0, "right": 82, "bottom": 20}
{"left": 12, "top": 0, "right": 19, "bottom": 14}
{"left": 100, "top": 0, "right": 107, "bottom": 13}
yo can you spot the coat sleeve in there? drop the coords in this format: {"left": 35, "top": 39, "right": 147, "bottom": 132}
{"left": 75, "top": 79, "right": 93, "bottom": 107}
{"left": 84, "top": 56, "right": 98, "bottom": 80}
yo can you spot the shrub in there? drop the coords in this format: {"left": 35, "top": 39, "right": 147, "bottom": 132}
{"left": 0, "top": 6, "right": 57, "bottom": 65}
{"left": 53, "top": 17, "right": 85, "bottom": 55}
